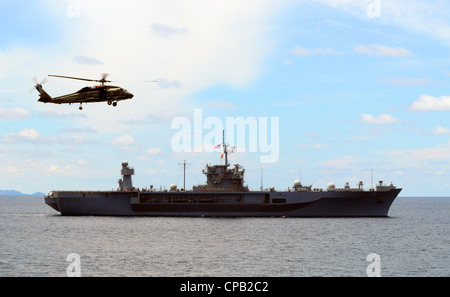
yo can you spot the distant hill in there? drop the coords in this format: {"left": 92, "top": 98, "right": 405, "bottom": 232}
{"left": 0, "top": 190, "right": 46, "bottom": 196}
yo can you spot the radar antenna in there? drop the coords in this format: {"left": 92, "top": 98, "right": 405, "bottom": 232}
{"left": 222, "top": 130, "right": 234, "bottom": 167}
{"left": 178, "top": 160, "right": 191, "bottom": 191}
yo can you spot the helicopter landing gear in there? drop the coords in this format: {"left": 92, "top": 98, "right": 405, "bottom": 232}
{"left": 112, "top": 102, "right": 117, "bottom": 107}
{"left": 107, "top": 101, "right": 112, "bottom": 106}
{"left": 79, "top": 104, "right": 83, "bottom": 110}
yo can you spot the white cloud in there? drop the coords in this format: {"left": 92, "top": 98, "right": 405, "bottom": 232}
{"left": 155, "top": 78, "right": 183, "bottom": 89}
{"left": 60, "top": 0, "right": 287, "bottom": 90}
{"left": 360, "top": 113, "right": 399, "bottom": 125}
{"left": 298, "top": 143, "right": 330, "bottom": 149}
{"left": 378, "top": 148, "right": 450, "bottom": 161}
{"left": 431, "top": 126, "right": 450, "bottom": 136}
{"left": 355, "top": 44, "right": 412, "bottom": 57}
{"left": 321, "top": 155, "right": 357, "bottom": 169}
{"left": 17, "top": 128, "right": 40, "bottom": 140}
{"left": 304, "top": 131, "right": 318, "bottom": 138}
{"left": 44, "top": 164, "right": 82, "bottom": 176}
{"left": 3, "top": 128, "right": 41, "bottom": 142}
{"left": 0, "top": 165, "right": 27, "bottom": 177}
{"left": 291, "top": 46, "right": 340, "bottom": 57}
{"left": 59, "top": 126, "right": 97, "bottom": 134}
{"left": 119, "top": 111, "right": 178, "bottom": 126}
{"left": 205, "top": 101, "right": 237, "bottom": 109}
{"left": 391, "top": 171, "right": 404, "bottom": 176}
{"left": 315, "top": 0, "right": 450, "bottom": 45}
{"left": 147, "top": 147, "right": 162, "bottom": 155}
{"left": 111, "top": 135, "right": 134, "bottom": 146}
{"left": 2, "top": 128, "right": 100, "bottom": 145}
{"left": 410, "top": 95, "right": 450, "bottom": 111}
{"left": 0, "top": 108, "right": 30, "bottom": 120}
{"left": 38, "top": 111, "right": 87, "bottom": 119}
{"left": 150, "top": 23, "right": 188, "bottom": 37}
{"left": 72, "top": 56, "right": 103, "bottom": 65}
{"left": 45, "top": 165, "right": 60, "bottom": 173}
{"left": 0, "top": 47, "right": 35, "bottom": 79}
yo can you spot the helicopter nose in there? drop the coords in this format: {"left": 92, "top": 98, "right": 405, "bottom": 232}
{"left": 123, "top": 90, "right": 133, "bottom": 99}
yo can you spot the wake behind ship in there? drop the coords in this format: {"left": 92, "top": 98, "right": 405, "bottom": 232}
{"left": 45, "top": 135, "right": 401, "bottom": 217}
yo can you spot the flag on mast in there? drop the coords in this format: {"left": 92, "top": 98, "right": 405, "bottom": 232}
{"left": 213, "top": 144, "right": 221, "bottom": 149}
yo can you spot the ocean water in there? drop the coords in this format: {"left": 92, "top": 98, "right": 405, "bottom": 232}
{"left": 0, "top": 196, "right": 448, "bottom": 277}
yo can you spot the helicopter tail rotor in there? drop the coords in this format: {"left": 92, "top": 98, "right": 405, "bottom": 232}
{"left": 29, "top": 76, "right": 48, "bottom": 93}
{"left": 31, "top": 76, "right": 52, "bottom": 102}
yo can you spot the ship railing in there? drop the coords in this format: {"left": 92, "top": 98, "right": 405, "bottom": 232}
{"left": 376, "top": 185, "right": 395, "bottom": 192}
{"left": 326, "top": 188, "right": 364, "bottom": 192}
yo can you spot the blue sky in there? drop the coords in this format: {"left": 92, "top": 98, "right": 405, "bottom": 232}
{"left": 1, "top": 0, "right": 450, "bottom": 196}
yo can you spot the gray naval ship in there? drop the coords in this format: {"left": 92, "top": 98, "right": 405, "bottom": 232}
{"left": 45, "top": 138, "right": 401, "bottom": 217}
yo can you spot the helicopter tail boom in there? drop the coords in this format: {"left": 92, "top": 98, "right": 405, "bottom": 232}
{"left": 36, "top": 84, "right": 52, "bottom": 103}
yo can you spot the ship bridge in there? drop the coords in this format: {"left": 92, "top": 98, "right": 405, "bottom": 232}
{"left": 193, "top": 131, "right": 249, "bottom": 192}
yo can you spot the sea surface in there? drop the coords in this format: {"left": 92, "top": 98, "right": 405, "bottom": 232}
{"left": 0, "top": 196, "right": 448, "bottom": 277}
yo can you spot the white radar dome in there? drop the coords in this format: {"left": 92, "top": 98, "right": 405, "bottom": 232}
{"left": 327, "top": 183, "right": 336, "bottom": 191}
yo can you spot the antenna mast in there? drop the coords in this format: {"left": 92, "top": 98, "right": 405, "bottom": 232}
{"left": 223, "top": 130, "right": 229, "bottom": 167}
{"left": 260, "top": 168, "right": 264, "bottom": 191}
{"left": 371, "top": 168, "right": 373, "bottom": 190}
{"left": 178, "top": 160, "right": 191, "bottom": 191}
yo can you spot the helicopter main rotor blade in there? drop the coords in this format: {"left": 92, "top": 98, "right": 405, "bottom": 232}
{"left": 49, "top": 75, "right": 97, "bottom": 82}
{"left": 49, "top": 74, "right": 112, "bottom": 84}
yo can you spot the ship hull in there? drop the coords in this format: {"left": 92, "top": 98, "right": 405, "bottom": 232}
{"left": 45, "top": 188, "right": 401, "bottom": 217}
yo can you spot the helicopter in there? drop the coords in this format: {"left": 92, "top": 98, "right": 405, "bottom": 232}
{"left": 34, "top": 74, "right": 134, "bottom": 110}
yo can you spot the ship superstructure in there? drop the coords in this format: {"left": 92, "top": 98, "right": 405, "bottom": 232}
{"left": 193, "top": 132, "right": 247, "bottom": 193}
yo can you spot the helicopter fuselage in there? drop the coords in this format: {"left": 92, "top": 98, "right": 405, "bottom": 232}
{"left": 39, "top": 85, "right": 134, "bottom": 105}
{"left": 35, "top": 74, "right": 139, "bottom": 110}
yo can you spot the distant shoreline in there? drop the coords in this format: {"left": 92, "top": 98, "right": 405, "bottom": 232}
{"left": 0, "top": 190, "right": 45, "bottom": 196}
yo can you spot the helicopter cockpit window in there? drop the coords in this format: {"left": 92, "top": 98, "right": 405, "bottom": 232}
{"left": 77, "top": 87, "right": 92, "bottom": 93}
